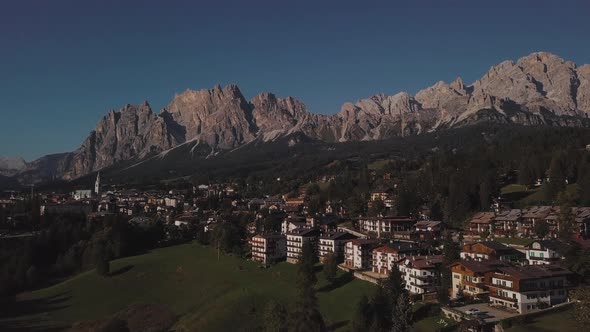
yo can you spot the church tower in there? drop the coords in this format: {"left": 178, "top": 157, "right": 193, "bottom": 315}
{"left": 95, "top": 172, "right": 101, "bottom": 197}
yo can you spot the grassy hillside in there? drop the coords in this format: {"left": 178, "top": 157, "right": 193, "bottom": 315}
{"left": 2, "top": 243, "right": 376, "bottom": 331}
{"left": 505, "top": 305, "right": 577, "bottom": 332}
{"left": 500, "top": 183, "right": 579, "bottom": 207}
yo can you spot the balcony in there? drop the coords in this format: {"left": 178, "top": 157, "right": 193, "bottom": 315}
{"left": 489, "top": 293, "right": 518, "bottom": 303}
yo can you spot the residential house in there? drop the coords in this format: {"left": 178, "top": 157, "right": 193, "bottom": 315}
{"left": 460, "top": 241, "right": 525, "bottom": 262}
{"left": 493, "top": 209, "right": 522, "bottom": 237}
{"left": 369, "top": 185, "right": 395, "bottom": 208}
{"left": 466, "top": 212, "right": 495, "bottom": 236}
{"left": 520, "top": 206, "right": 553, "bottom": 236}
{"left": 525, "top": 240, "right": 563, "bottom": 265}
{"left": 414, "top": 220, "right": 444, "bottom": 240}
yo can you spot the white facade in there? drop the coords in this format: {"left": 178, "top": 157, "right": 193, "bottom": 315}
{"left": 344, "top": 240, "right": 377, "bottom": 270}
{"left": 489, "top": 275, "right": 568, "bottom": 313}
{"left": 250, "top": 234, "right": 286, "bottom": 264}
{"left": 286, "top": 229, "right": 318, "bottom": 264}
{"left": 526, "top": 242, "right": 561, "bottom": 265}
{"left": 398, "top": 256, "right": 442, "bottom": 294}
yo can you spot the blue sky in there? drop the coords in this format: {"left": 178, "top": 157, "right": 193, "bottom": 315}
{"left": 1, "top": 0, "right": 590, "bottom": 161}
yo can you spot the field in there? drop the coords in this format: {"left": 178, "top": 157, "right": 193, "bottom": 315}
{"left": 1, "top": 243, "right": 376, "bottom": 331}
{"left": 500, "top": 183, "right": 578, "bottom": 207}
{"left": 505, "top": 305, "right": 578, "bottom": 332}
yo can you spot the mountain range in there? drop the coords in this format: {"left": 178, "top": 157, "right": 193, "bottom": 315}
{"left": 5, "top": 52, "right": 590, "bottom": 184}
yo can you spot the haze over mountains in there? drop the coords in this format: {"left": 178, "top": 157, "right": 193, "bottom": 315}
{"left": 5, "top": 52, "right": 590, "bottom": 184}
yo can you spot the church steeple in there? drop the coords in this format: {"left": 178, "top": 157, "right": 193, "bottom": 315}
{"left": 95, "top": 172, "right": 101, "bottom": 197}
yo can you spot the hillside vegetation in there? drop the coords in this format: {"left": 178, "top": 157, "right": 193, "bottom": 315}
{"left": 2, "top": 243, "right": 375, "bottom": 331}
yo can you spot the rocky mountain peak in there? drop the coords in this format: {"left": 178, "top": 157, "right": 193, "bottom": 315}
{"left": 15, "top": 52, "right": 590, "bottom": 183}
{"left": 450, "top": 77, "right": 465, "bottom": 92}
{"left": 0, "top": 156, "right": 27, "bottom": 177}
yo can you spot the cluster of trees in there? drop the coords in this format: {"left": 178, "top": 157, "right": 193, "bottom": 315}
{"left": 350, "top": 268, "right": 412, "bottom": 332}
{"left": 0, "top": 212, "right": 167, "bottom": 296}
{"left": 260, "top": 241, "right": 326, "bottom": 332}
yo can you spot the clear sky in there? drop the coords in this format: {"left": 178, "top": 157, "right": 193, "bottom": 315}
{"left": 2, "top": 0, "right": 590, "bottom": 161}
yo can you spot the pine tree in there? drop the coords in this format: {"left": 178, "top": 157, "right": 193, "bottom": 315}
{"left": 323, "top": 252, "right": 338, "bottom": 285}
{"left": 438, "top": 231, "right": 460, "bottom": 304}
{"left": 544, "top": 153, "right": 567, "bottom": 202}
{"left": 369, "top": 287, "right": 391, "bottom": 332}
{"left": 382, "top": 267, "right": 404, "bottom": 302}
{"left": 351, "top": 295, "right": 372, "bottom": 332}
{"left": 534, "top": 219, "right": 550, "bottom": 239}
{"left": 263, "top": 300, "right": 287, "bottom": 332}
{"left": 557, "top": 193, "right": 576, "bottom": 242}
{"left": 95, "top": 240, "right": 110, "bottom": 277}
{"left": 518, "top": 157, "right": 535, "bottom": 187}
{"left": 444, "top": 173, "right": 470, "bottom": 228}
{"left": 289, "top": 241, "right": 325, "bottom": 332}
{"left": 391, "top": 292, "right": 412, "bottom": 332}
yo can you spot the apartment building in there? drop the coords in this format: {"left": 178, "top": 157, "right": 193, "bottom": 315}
{"left": 450, "top": 260, "right": 507, "bottom": 299}
{"left": 286, "top": 228, "right": 320, "bottom": 264}
{"left": 398, "top": 255, "right": 443, "bottom": 295}
{"left": 371, "top": 242, "right": 420, "bottom": 275}
{"left": 344, "top": 239, "right": 380, "bottom": 270}
{"left": 318, "top": 232, "right": 358, "bottom": 263}
{"left": 249, "top": 233, "right": 286, "bottom": 264}
{"left": 487, "top": 265, "right": 571, "bottom": 313}
{"left": 358, "top": 217, "right": 416, "bottom": 237}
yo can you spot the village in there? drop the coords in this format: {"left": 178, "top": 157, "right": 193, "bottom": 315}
{"left": 2, "top": 169, "right": 589, "bottom": 331}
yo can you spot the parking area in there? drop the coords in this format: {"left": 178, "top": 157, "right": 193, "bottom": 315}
{"left": 455, "top": 303, "right": 519, "bottom": 322}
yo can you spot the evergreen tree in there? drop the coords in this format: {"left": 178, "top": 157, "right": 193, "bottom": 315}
{"left": 444, "top": 173, "right": 471, "bottom": 228}
{"left": 438, "top": 231, "right": 460, "bottom": 304}
{"left": 518, "top": 157, "right": 535, "bottom": 187}
{"left": 369, "top": 287, "right": 391, "bottom": 332}
{"left": 382, "top": 267, "right": 404, "bottom": 302}
{"left": 544, "top": 153, "right": 567, "bottom": 202}
{"left": 534, "top": 219, "right": 550, "bottom": 239}
{"left": 263, "top": 300, "right": 287, "bottom": 332}
{"left": 479, "top": 177, "right": 492, "bottom": 211}
{"left": 390, "top": 292, "right": 412, "bottom": 332}
{"left": 25, "top": 265, "right": 39, "bottom": 287}
{"left": 557, "top": 191, "right": 576, "bottom": 242}
{"left": 289, "top": 241, "right": 325, "bottom": 332}
{"left": 323, "top": 252, "right": 338, "bottom": 285}
{"left": 351, "top": 295, "right": 372, "bottom": 332}
{"left": 95, "top": 240, "right": 110, "bottom": 277}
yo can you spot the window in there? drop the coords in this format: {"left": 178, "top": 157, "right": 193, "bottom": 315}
{"left": 540, "top": 252, "right": 544, "bottom": 258}
{"left": 530, "top": 252, "right": 535, "bottom": 257}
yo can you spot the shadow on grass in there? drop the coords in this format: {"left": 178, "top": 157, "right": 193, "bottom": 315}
{"left": 0, "top": 291, "right": 71, "bottom": 331}
{"left": 313, "top": 265, "right": 324, "bottom": 273}
{"left": 327, "top": 320, "right": 349, "bottom": 330}
{"left": 318, "top": 272, "right": 354, "bottom": 292}
{"left": 502, "top": 190, "right": 534, "bottom": 202}
{"left": 109, "top": 264, "right": 134, "bottom": 277}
